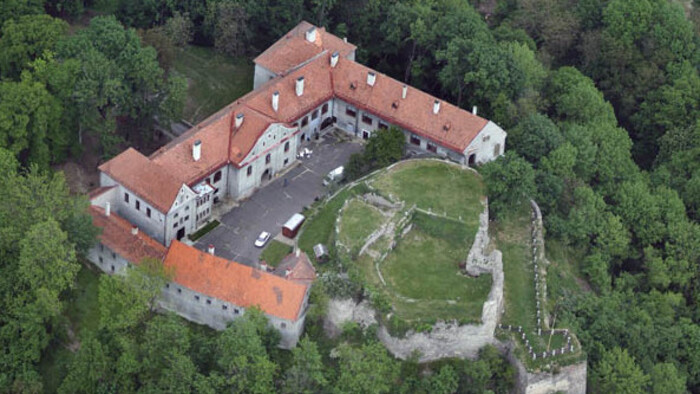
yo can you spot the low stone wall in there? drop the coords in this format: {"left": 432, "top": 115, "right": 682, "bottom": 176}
{"left": 465, "top": 200, "right": 494, "bottom": 276}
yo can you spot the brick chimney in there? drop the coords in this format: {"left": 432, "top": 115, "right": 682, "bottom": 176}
{"left": 330, "top": 51, "right": 339, "bottom": 68}
{"left": 131, "top": 225, "right": 138, "bottom": 235}
{"left": 235, "top": 113, "right": 244, "bottom": 128}
{"left": 433, "top": 100, "right": 440, "bottom": 115}
{"left": 472, "top": 106, "right": 477, "bottom": 116}
{"left": 192, "top": 139, "right": 202, "bottom": 161}
{"left": 402, "top": 85, "right": 407, "bottom": 99}
{"left": 208, "top": 244, "right": 215, "bottom": 255}
{"left": 260, "top": 262, "right": 268, "bottom": 272}
{"left": 105, "top": 202, "right": 111, "bottom": 217}
{"left": 285, "top": 268, "right": 292, "bottom": 278}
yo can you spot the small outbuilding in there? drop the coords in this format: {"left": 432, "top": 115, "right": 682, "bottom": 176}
{"left": 313, "top": 243, "right": 329, "bottom": 263}
{"left": 282, "top": 213, "right": 305, "bottom": 238}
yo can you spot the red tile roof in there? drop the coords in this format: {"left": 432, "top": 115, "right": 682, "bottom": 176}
{"left": 98, "top": 148, "right": 184, "bottom": 213}
{"left": 89, "top": 205, "right": 167, "bottom": 263}
{"left": 163, "top": 241, "right": 308, "bottom": 321}
{"left": 254, "top": 21, "right": 356, "bottom": 75}
{"left": 273, "top": 251, "right": 316, "bottom": 286}
{"left": 331, "top": 58, "right": 488, "bottom": 152}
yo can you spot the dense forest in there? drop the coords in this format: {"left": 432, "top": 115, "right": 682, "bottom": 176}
{"left": 0, "top": 0, "right": 698, "bottom": 392}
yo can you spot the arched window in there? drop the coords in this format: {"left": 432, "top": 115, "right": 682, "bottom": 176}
{"left": 265, "top": 153, "right": 271, "bottom": 164}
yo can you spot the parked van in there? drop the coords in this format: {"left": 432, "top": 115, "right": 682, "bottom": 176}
{"left": 323, "top": 166, "right": 344, "bottom": 186}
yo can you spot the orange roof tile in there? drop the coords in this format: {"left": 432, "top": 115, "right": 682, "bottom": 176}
{"left": 244, "top": 54, "right": 334, "bottom": 124}
{"left": 98, "top": 148, "right": 184, "bottom": 213}
{"left": 331, "top": 58, "right": 489, "bottom": 152}
{"left": 89, "top": 205, "right": 167, "bottom": 263}
{"left": 150, "top": 107, "right": 233, "bottom": 184}
{"left": 164, "top": 241, "right": 308, "bottom": 321}
{"left": 273, "top": 252, "right": 316, "bottom": 286}
{"left": 254, "top": 21, "right": 356, "bottom": 75}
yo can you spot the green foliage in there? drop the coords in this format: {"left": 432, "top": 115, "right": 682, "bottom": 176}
{"left": 347, "top": 126, "right": 405, "bottom": 181}
{"left": 284, "top": 337, "right": 328, "bottom": 393}
{"left": 334, "top": 341, "right": 399, "bottom": 394}
{"left": 592, "top": 347, "right": 649, "bottom": 393}
{"left": 0, "top": 14, "right": 68, "bottom": 80}
{"left": 481, "top": 151, "right": 536, "bottom": 217}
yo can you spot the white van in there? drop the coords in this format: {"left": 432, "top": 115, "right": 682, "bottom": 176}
{"left": 323, "top": 166, "right": 344, "bottom": 186}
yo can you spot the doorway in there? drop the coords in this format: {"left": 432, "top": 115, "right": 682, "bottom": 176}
{"left": 468, "top": 154, "right": 476, "bottom": 167}
{"left": 176, "top": 227, "right": 185, "bottom": 241}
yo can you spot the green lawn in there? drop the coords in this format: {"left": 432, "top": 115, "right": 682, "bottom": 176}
{"left": 371, "top": 161, "right": 484, "bottom": 222}
{"left": 39, "top": 263, "right": 102, "bottom": 392}
{"left": 173, "top": 45, "right": 253, "bottom": 124}
{"left": 381, "top": 228, "right": 491, "bottom": 323}
{"left": 260, "top": 240, "right": 293, "bottom": 267}
{"left": 338, "top": 199, "right": 385, "bottom": 254}
{"left": 298, "top": 187, "right": 358, "bottom": 255}
{"left": 491, "top": 202, "right": 536, "bottom": 331}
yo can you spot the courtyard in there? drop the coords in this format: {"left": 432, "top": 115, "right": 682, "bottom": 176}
{"left": 194, "top": 131, "right": 362, "bottom": 265}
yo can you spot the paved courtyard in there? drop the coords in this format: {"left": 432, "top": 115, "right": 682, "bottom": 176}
{"left": 194, "top": 131, "right": 363, "bottom": 266}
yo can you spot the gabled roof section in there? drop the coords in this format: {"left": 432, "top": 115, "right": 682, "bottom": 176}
{"left": 244, "top": 54, "right": 334, "bottom": 124}
{"left": 98, "top": 148, "right": 184, "bottom": 213}
{"left": 89, "top": 206, "right": 167, "bottom": 263}
{"left": 273, "top": 251, "right": 316, "bottom": 286}
{"left": 164, "top": 241, "right": 308, "bottom": 321}
{"left": 254, "top": 21, "right": 356, "bottom": 75}
{"left": 227, "top": 105, "right": 277, "bottom": 167}
{"left": 150, "top": 106, "right": 233, "bottom": 185}
{"left": 332, "top": 58, "right": 489, "bottom": 152}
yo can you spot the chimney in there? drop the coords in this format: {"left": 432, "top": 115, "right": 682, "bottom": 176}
{"left": 260, "top": 262, "right": 268, "bottom": 272}
{"left": 472, "top": 106, "right": 477, "bottom": 116}
{"left": 131, "top": 225, "right": 138, "bottom": 236}
{"left": 295, "top": 77, "right": 304, "bottom": 97}
{"left": 433, "top": 100, "right": 440, "bottom": 114}
{"left": 330, "top": 51, "right": 339, "bottom": 68}
{"left": 192, "top": 139, "right": 202, "bottom": 161}
{"left": 305, "top": 27, "right": 317, "bottom": 43}
{"left": 295, "top": 248, "right": 300, "bottom": 257}
{"left": 105, "top": 202, "right": 111, "bottom": 217}
{"left": 285, "top": 268, "right": 292, "bottom": 278}
{"left": 235, "top": 113, "right": 244, "bottom": 128}
{"left": 367, "top": 72, "right": 376, "bottom": 87}
{"left": 272, "top": 91, "right": 279, "bottom": 112}
{"left": 402, "top": 85, "right": 407, "bottom": 99}
{"left": 343, "top": 37, "right": 347, "bottom": 43}
{"left": 208, "top": 244, "right": 215, "bottom": 255}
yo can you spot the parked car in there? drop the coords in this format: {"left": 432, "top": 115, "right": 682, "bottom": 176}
{"left": 254, "top": 231, "right": 271, "bottom": 248}
{"left": 297, "top": 148, "right": 313, "bottom": 159}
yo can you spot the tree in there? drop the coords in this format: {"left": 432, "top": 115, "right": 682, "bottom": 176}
{"left": 284, "top": 337, "right": 328, "bottom": 393}
{"left": 0, "top": 76, "right": 62, "bottom": 169}
{"left": 334, "top": 341, "right": 399, "bottom": 394}
{"left": 59, "top": 334, "right": 112, "bottom": 394}
{"left": 592, "top": 347, "right": 649, "bottom": 393}
{"left": 215, "top": 313, "right": 277, "bottom": 393}
{"left": 428, "top": 364, "right": 459, "bottom": 394}
{"left": 650, "top": 362, "right": 686, "bottom": 394}
{"left": 164, "top": 12, "right": 194, "bottom": 47}
{"left": 346, "top": 126, "right": 405, "bottom": 180}
{"left": 0, "top": 0, "right": 43, "bottom": 27}
{"left": 207, "top": 1, "right": 251, "bottom": 57}
{"left": 507, "top": 113, "right": 562, "bottom": 165}
{"left": 546, "top": 67, "right": 616, "bottom": 126}
{"left": 481, "top": 151, "right": 536, "bottom": 217}
{"left": 98, "top": 257, "right": 171, "bottom": 332}
{"left": 0, "top": 14, "right": 68, "bottom": 80}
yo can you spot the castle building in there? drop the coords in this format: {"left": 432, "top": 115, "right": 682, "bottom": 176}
{"left": 85, "top": 21, "right": 507, "bottom": 348}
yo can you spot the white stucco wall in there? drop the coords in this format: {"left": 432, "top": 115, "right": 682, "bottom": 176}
{"left": 253, "top": 64, "right": 278, "bottom": 90}
{"left": 163, "top": 186, "right": 197, "bottom": 246}
{"left": 228, "top": 124, "right": 299, "bottom": 200}
{"left": 464, "top": 121, "right": 506, "bottom": 165}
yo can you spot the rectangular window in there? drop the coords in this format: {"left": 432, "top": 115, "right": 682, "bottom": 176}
{"left": 174, "top": 213, "right": 179, "bottom": 219}
{"left": 265, "top": 153, "right": 271, "bottom": 164}
{"left": 206, "top": 299, "right": 212, "bottom": 305}
{"left": 410, "top": 135, "right": 421, "bottom": 146}
{"left": 284, "top": 158, "right": 289, "bottom": 165}
{"left": 112, "top": 252, "right": 116, "bottom": 259}
{"left": 146, "top": 208, "right": 151, "bottom": 218}
{"left": 177, "top": 288, "right": 182, "bottom": 294}
{"left": 427, "top": 143, "right": 437, "bottom": 153}
{"left": 247, "top": 166, "right": 252, "bottom": 176}
{"left": 99, "top": 256, "right": 103, "bottom": 263}
{"left": 222, "top": 305, "right": 228, "bottom": 310}
{"left": 124, "top": 193, "right": 129, "bottom": 203}
{"left": 173, "top": 223, "right": 177, "bottom": 228}
{"left": 184, "top": 215, "right": 189, "bottom": 221}
{"left": 379, "top": 122, "right": 388, "bottom": 129}
{"left": 194, "top": 295, "right": 200, "bottom": 301}
{"left": 362, "top": 115, "right": 372, "bottom": 125}
{"left": 165, "top": 283, "right": 170, "bottom": 289}
{"left": 214, "top": 171, "right": 222, "bottom": 183}
{"left": 100, "top": 244, "right": 104, "bottom": 252}
{"left": 301, "top": 117, "right": 309, "bottom": 127}
{"left": 234, "top": 309, "right": 240, "bottom": 314}
{"left": 322, "top": 103, "right": 329, "bottom": 114}
{"left": 284, "top": 141, "right": 290, "bottom": 152}
{"left": 135, "top": 200, "right": 140, "bottom": 211}
{"left": 111, "top": 265, "right": 115, "bottom": 272}
{"left": 346, "top": 107, "right": 356, "bottom": 118}
{"left": 311, "top": 110, "right": 319, "bottom": 120}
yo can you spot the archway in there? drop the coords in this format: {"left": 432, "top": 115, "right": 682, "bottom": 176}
{"left": 468, "top": 154, "right": 476, "bottom": 167}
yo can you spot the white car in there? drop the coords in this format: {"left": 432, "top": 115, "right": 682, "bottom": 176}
{"left": 254, "top": 231, "right": 271, "bottom": 248}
